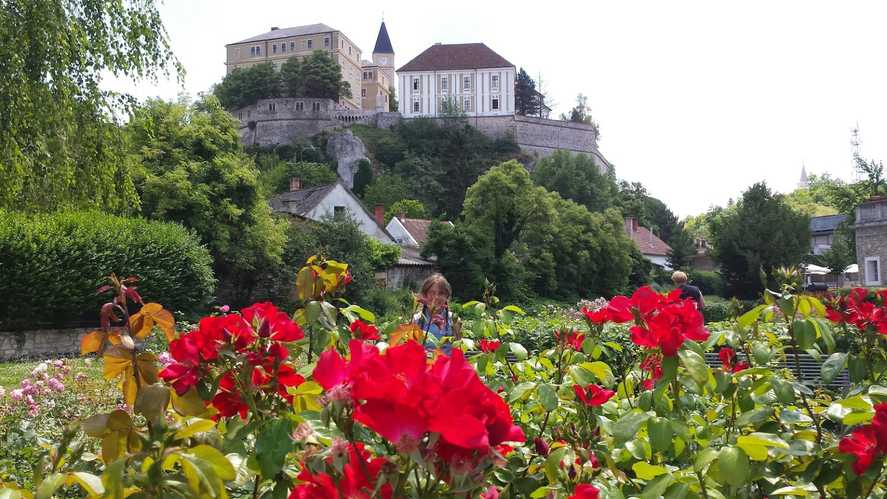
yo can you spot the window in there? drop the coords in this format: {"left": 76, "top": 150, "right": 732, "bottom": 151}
{"left": 361, "top": 88, "right": 367, "bottom": 97}
{"left": 334, "top": 206, "right": 345, "bottom": 217}
{"left": 250, "top": 47, "right": 255, "bottom": 56}
{"left": 312, "top": 101, "right": 321, "bottom": 112}
{"left": 256, "top": 46, "right": 261, "bottom": 55}
{"left": 463, "top": 75, "right": 471, "bottom": 91}
{"left": 348, "top": 46, "right": 352, "bottom": 55}
{"left": 866, "top": 257, "right": 881, "bottom": 285}
{"left": 268, "top": 102, "right": 276, "bottom": 112}
{"left": 295, "top": 101, "right": 304, "bottom": 111}
{"left": 491, "top": 75, "right": 500, "bottom": 91}
{"left": 362, "top": 71, "right": 368, "bottom": 80}
{"left": 412, "top": 78, "right": 419, "bottom": 91}
{"left": 492, "top": 97, "right": 500, "bottom": 110}
{"left": 463, "top": 97, "right": 472, "bottom": 112}
{"left": 272, "top": 44, "right": 277, "bottom": 54}
{"left": 307, "top": 39, "right": 312, "bottom": 49}
{"left": 324, "top": 38, "right": 330, "bottom": 48}
{"left": 290, "top": 42, "right": 295, "bottom": 51}
{"left": 440, "top": 76, "right": 448, "bottom": 92}
{"left": 412, "top": 99, "right": 420, "bottom": 113}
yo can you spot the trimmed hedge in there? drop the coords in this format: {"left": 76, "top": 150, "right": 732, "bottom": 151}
{"left": 0, "top": 211, "right": 215, "bottom": 330}
{"left": 688, "top": 270, "right": 726, "bottom": 297}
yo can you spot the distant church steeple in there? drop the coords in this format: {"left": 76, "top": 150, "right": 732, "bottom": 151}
{"left": 372, "top": 20, "right": 395, "bottom": 98}
{"left": 798, "top": 164, "right": 809, "bottom": 189}
{"left": 373, "top": 21, "right": 394, "bottom": 55}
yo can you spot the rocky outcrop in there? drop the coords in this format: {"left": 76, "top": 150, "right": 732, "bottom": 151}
{"left": 325, "top": 130, "right": 369, "bottom": 188}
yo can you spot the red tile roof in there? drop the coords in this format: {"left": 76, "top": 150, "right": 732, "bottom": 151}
{"left": 397, "top": 43, "right": 514, "bottom": 72}
{"left": 628, "top": 226, "right": 671, "bottom": 256}
{"left": 399, "top": 218, "right": 453, "bottom": 246}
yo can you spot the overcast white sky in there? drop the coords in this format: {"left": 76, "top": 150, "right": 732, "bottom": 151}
{"left": 109, "top": 0, "right": 887, "bottom": 218}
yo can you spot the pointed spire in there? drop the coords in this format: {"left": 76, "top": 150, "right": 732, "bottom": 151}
{"left": 799, "top": 164, "right": 809, "bottom": 189}
{"left": 373, "top": 21, "right": 394, "bottom": 54}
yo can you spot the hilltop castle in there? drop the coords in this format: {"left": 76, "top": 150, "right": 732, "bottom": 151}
{"left": 226, "top": 21, "right": 611, "bottom": 171}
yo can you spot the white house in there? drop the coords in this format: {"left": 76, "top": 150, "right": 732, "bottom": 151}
{"left": 269, "top": 178, "right": 395, "bottom": 244}
{"left": 397, "top": 43, "right": 515, "bottom": 118}
{"left": 625, "top": 217, "right": 672, "bottom": 269}
{"left": 385, "top": 216, "right": 454, "bottom": 249}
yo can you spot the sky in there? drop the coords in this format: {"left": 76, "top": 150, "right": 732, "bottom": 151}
{"left": 108, "top": 0, "right": 887, "bottom": 218}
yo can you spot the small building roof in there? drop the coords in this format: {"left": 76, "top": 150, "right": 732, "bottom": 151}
{"left": 268, "top": 184, "right": 336, "bottom": 216}
{"left": 809, "top": 214, "right": 847, "bottom": 234}
{"left": 392, "top": 217, "right": 454, "bottom": 247}
{"left": 373, "top": 21, "right": 394, "bottom": 54}
{"left": 628, "top": 226, "right": 671, "bottom": 257}
{"left": 397, "top": 43, "right": 513, "bottom": 72}
{"left": 229, "top": 23, "right": 337, "bottom": 45}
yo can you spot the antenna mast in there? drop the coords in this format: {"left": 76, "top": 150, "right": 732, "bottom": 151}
{"left": 851, "top": 123, "right": 862, "bottom": 182}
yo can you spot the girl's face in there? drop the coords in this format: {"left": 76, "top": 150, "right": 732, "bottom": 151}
{"left": 422, "top": 284, "right": 449, "bottom": 312}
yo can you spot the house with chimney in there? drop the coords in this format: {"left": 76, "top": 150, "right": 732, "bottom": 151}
{"left": 624, "top": 217, "right": 671, "bottom": 269}
{"left": 268, "top": 178, "right": 394, "bottom": 244}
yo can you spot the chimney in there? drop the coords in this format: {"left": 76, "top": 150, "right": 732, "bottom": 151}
{"left": 289, "top": 177, "right": 301, "bottom": 192}
{"left": 624, "top": 217, "right": 637, "bottom": 235}
{"left": 374, "top": 204, "right": 385, "bottom": 227}
{"left": 270, "top": 26, "right": 279, "bottom": 31}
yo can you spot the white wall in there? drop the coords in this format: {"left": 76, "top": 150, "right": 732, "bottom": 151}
{"left": 646, "top": 254, "right": 670, "bottom": 269}
{"left": 385, "top": 217, "right": 418, "bottom": 247}
{"left": 305, "top": 184, "right": 394, "bottom": 244}
{"left": 398, "top": 67, "right": 515, "bottom": 118}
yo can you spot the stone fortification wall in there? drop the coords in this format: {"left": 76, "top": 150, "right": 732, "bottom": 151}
{"left": 233, "top": 98, "right": 610, "bottom": 170}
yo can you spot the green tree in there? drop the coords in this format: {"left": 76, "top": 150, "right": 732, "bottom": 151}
{"left": 819, "top": 234, "right": 855, "bottom": 278}
{"left": 213, "top": 63, "right": 281, "bottom": 110}
{"left": 0, "top": 0, "right": 179, "bottom": 213}
{"left": 560, "top": 93, "right": 600, "bottom": 136}
{"left": 710, "top": 182, "right": 810, "bottom": 298}
{"left": 855, "top": 154, "right": 886, "bottom": 198}
{"left": 301, "top": 51, "right": 352, "bottom": 100}
{"left": 389, "top": 85, "right": 399, "bottom": 112}
{"left": 514, "top": 68, "right": 541, "bottom": 116}
{"left": 280, "top": 57, "right": 304, "bottom": 97}
{"left": 255, "top": 157, "right": 337, "bottom": 197}
{"left": 126, "top": 96, "right": 287, "bottom": 306}
{"left": 666, "top": 224, "right": 696, "bottom": 270}
{"left": 385, "top": 199, "right": 428, "bottom": 223}
{"left": 352, "top": 159, "right": 373, "bottom": 197}
{"left": 532, "top": 150, "right": 619, "bottom": 213}
{"left": 362, "top": 174, "right": 412, "bottom": 209}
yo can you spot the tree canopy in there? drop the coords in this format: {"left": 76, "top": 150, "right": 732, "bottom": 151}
{"left": 514, "top": 68, "right": 542, "bottom": 116}
{"left": 531, "top": 151, "right": 619, "bottom": 213}
{"left": 0, "top": 0, "right": 180, "bottom": 213}
{"left": 710, "top": 182, "right": 810, "bottom": 298}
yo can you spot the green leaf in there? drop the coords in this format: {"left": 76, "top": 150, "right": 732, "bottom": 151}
{"left": 66, "top": 472, "right": 105, "bottom": 496}
{"left": 509, "top": 342, "right": 528, "bottom": 361}
{"left": 821, "top": 352, "right": 847, "bottom": 384}
{"left": 612, "top": 410, "right": 651, "bottom": 442}
{"left": 648, "top": 417, "right": 673, "bottom": 453}
{"left": 718, "top": 446, "right": 750, "bottom": 486}
{"left": 633, "top": 461, "right": 668, "bottom": 480}
{"left": 191, "top": 445, "right": 235, "bottom": 481}
{"left": 581, "top": 361, "right": 615, "bottom": 385}
{"left": 678, "top": 349, "right": 709, "bottom": 386}
{"left": 694, "top": 448, "right": 719, "bottom": 472}
{"left": 869, "top": 385, "right": 887, "bottom": 403}
{"left": 538, "top": 383, "right": 559, "bottom": 412}
{"left": 736, "top": 433, "right": 789, "bottom": 461}
{"left": 255, "top": 419, "right": 293, "bottom": 479}
{"left": 738, "top": 304, "right": 767, "bottom": 329}
{"left": 36, "top": 473, "right": 65, "bottom": 499}
{"left": 341, "top": 304, "right": 375, "bottom": 323}
{"left": 752, "top": 341, "right": 771, "bottom": 365}
{"left": 543, "top": 447, "right": 568, "bottom": 483}
{"left": 509, "top": 382, "right": 537, "bottom": 403}
{"left": 770, "top": 484, "right": 817, "bottom": 496}
{"left": 793, "top": 319, "right": 816, "bottom": 349}
{"left": 175, "top": 419, "right": 216, "bottom": 440}
{"left": 134, "top": 384, "right": 170, "bottom": 424}
{"left": 736, "top": 407, "right": 773, "bottom": 427}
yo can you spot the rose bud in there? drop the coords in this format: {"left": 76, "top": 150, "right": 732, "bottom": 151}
{"left": 534, "top": 436, "right": 550, "bottom": 457}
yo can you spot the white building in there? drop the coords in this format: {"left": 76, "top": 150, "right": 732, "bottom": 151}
{"left": 397, "top": 43, "right": 515, "bottom": 118}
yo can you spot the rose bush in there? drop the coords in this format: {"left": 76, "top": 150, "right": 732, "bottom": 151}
{"left": 1, "top": 260, "right": 886, "bottom": 498}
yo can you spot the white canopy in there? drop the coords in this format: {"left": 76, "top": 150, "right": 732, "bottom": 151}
{"left": 844, "top": 264, "right": 859, "bottom": 274}
{"left": 803, "top": 264, "right": 831, "bottom": 275}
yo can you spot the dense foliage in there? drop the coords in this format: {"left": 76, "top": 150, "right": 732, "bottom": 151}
{"left": 126, "top": 96, "right": 287, "bottom": 306}
{"left": 532, "top": 151, "right": 620, "bottom": 213}
{"left": 214, "top": 51, "right": 351, "bottom": 110}
{"left": 515, "top": 68, "right": 542, "bottom": 117}
{"left": 0, "top": 211, "right": 214, "bottom": 329}
{"left": 352, "top": 119, "right": 522, "bottom": 218}
{"left": 426, "top": 160, "right": 635, "bottom": 301}
{"left": 710, "top": 182, "right": 810, "bottom": 298}
{"left": 0, "top": 0, "right": 179, "bottom": 213}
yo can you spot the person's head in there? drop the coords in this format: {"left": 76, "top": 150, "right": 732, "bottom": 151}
{"left": 419, "top": 273, "right": 452, "bottom": 312}
{"left": 671, "top": 271, "right": 688, "bottom": 285}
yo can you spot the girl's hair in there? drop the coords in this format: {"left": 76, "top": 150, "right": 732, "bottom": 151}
{"left": 420, "top": 273, "right": 452, "bottom": 298}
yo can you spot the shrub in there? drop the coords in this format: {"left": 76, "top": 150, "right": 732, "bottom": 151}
{"left": 688, "top": 269, "right": 726, "bottom": 297}
{"left": 0, "top": 211, "right": 214, "bottom": 329}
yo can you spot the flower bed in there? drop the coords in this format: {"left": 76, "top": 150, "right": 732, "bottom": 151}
{"left": 1, "top": 260, "right": 886, "bottom": 498}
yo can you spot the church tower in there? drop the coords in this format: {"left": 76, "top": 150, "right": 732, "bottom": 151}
{"left": 372, "top": 21, "right": 395, "bottom": 92}
{"left": 798, "top": 164, "right": 809, "bottom": 189}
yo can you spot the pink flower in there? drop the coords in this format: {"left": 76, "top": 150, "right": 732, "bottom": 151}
{"left": 52, "top": 360, "right": 64, "bottom": 369}
{"left": 48, "top": 378, "right": 65, "bottom": 392}
{"left": 219, "top": 305, "right": 230, "bottom": 313}
{"left": 10, "top": 389, "right": 23, "bottom": 401}
{"left": 157, "top": 351, "right": 173, "bottom": 367}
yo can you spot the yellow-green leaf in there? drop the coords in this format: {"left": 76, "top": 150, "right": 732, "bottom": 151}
{"left": 632, "top": 462, "right": 668, "bottom": 480}
{"left": 175, "top": 419, "right": 216, "bottom": 440}
{"left": 65, "top": 472, "right": 104, "bottom": 497}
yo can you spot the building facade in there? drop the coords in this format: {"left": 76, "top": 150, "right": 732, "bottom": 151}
{"left": 397, "top": 43, "right": 515, "bottom": 118}
{"left": 225, "top": 23, "right": 365, "bottom": 110}
{"left": 809, "top": 214, "right": 848, "bottom": 256}
{"left": 855, "top": 197, "right": 887, "bottom": 286}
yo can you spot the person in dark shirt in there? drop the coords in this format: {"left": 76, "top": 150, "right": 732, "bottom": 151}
{"left": 672, "top": 271, "right": 705, "bottom": 309}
